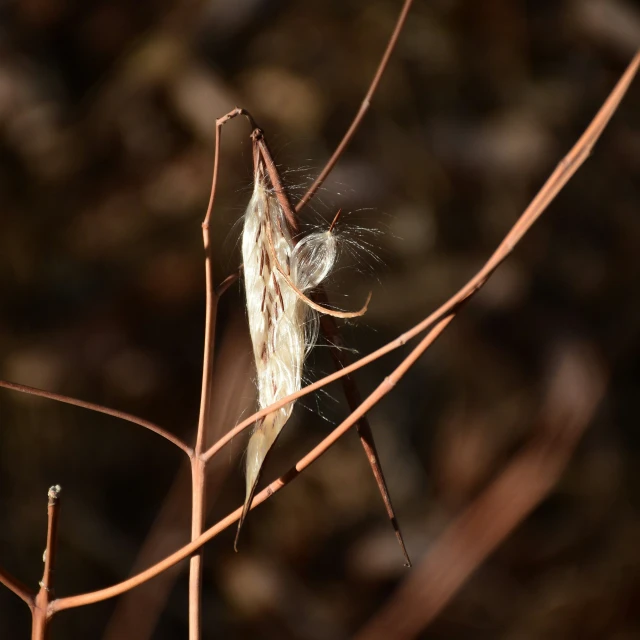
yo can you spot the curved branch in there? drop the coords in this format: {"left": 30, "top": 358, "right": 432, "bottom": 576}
{"left": 0, "top": 379, "right": 192, "bottom": 457}
{"left": 214, "top": 268, "right": 241, "bottom": 297}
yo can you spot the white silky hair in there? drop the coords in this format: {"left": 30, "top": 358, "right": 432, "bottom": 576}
{"left": 241, "top": 169, "right": 337, "bottom": 510}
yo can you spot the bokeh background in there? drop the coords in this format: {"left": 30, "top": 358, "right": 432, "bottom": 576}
{"left": 1, "top": 0, "right": 639, "bottom": 637}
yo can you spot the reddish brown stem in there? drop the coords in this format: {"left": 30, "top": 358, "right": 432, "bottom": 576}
{"left": 328, "top": 208, "right": 342, "bottom": 233}
{"left": 187, "top": 456, "right": 206, "bottom": 640}
{"left": 296, "top": 0, "right": 416, "bottom": 213}
{"left": 187, "top": 105, "right": 258, "bottom": 639}
{"left": 101, "top": 317, "right": 254, "bottom": 640}
{"left": 32, "top": 486, "right": 62, "bottom": 640}
{"left": 0, "top": 567, "right": 34, "bottom": 608}
{"left": 214, "top": 267, "right": 242, "bottom": 297}
{"left": 0, "top": 379, "right": 191, "bottom": 457}
{"left": 253, "top": 131, "right": 300, "bottom": 233}
{"left": 186, "top": 108, "right": 236, "bottom": 640}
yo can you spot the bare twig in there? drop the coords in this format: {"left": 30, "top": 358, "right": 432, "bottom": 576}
{"left": 0, "top": 567, "right": 34, "bottom": 608}
{"left": 31, "top": 485, "right": 62, "bottom": 640}
{"left": 187, "top": 455, "right": 205, "bottom": 640}
{"left": 41, "top": 486, "right": 62, "bottom": 594}
{"left": 185, "top": 107, "right": 251, "bottom": 640}
{"left": 355, "top": 345, "right": 606, "bottom": 640}
{"left": 186, "top": 106, "right": 259, "bottom": 640}
{"left": 0, "top": 379, "right": 191, "bottom": 457}
{"left": 214, "top": 267, "right": 242, "bottom": 297}
{"left": 295, "top": 0, "right": 416, "bottom": 213}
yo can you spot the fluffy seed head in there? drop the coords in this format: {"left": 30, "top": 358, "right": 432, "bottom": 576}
{"left": 241, "top": 165, "right": 336, "bottom": 513}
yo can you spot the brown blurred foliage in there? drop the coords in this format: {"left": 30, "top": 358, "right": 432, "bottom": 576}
{"left": 0, "top": 0, "right": 639, "bottom": 638}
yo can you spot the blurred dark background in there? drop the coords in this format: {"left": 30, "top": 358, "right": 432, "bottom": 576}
{"left": 0, "top": 0, "right": 639, "bottom": 637}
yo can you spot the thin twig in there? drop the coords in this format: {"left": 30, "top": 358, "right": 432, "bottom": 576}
{"left": 41, "top": 486, "right": 62, "bottom": 593}
{"left": 295, "top": 0, "right": 416, "bottom": 213}
{"left": 0, "top": 379, "right": 191, "bottom": 457}
{"left": 187, "top": 456, "right": 205, "bottom": 640}
{"left": 0, "top": 567, "right": 34, "bottom": 608}
{"left": 214, "top": 267, "right": 242, "bottom": 297}
{"left": 186, "top": 106, "right": 259, "bottom": 639}
{"left": 187, "top": 108, "right": 247, "bottom": 640}
{"left": 32, "top": 485, "right": 62, "bottom": 640}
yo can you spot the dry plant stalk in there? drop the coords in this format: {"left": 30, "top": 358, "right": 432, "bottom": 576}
{"left": 0, "top": 3, "right": 636, "bottom": 637}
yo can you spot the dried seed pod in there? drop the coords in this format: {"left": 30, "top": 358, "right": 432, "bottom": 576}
{"left": 238, "top": 163, "right": 337, "bottom": 545}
